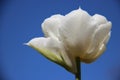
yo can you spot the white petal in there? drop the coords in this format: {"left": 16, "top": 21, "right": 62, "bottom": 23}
{"left": 42, "top": 14, "right": 63, "bottom": 39}
{"left": 58, "top": 9, "right": 91, "bottom": 56}
{"left": 91, "top": 14, "right": 108, "bottom": 26}
{"left": 80, "top": 43, "right": 106, "bottom": 63}
{"left": 27, "top": 37, "right": 76, "bottom": 73}
{"left": 87, "top": 22, "right": 111, "bottom": 54}
{"left": 27, "top": 37, "right": 63, "bottom": 63}
{"left": 94, "top": 22, "right": 111, "bottom": 44}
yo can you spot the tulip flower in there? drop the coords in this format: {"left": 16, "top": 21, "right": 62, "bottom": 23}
{"left": 26, "top": 8, "right": 112, "bottom": 80}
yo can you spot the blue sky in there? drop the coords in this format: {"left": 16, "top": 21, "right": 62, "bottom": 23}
{"left": 1, "top": 0, "right": 120, "bottom": 80}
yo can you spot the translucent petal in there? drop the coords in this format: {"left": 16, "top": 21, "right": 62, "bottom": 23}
{"left": 103, "top": 32, "right": 111, "bottom": 45}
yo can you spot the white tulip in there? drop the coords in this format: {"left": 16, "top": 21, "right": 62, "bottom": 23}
{"left": 26, "top": 8, "right": 112, "bottom": 74}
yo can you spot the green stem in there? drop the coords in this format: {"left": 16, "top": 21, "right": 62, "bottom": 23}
{"left": 75, "top": 58, "right": 81, "bottom": 80}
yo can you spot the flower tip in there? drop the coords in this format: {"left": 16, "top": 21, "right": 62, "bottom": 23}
{"left": 23, "top": 43, "right": 30, "bottom": 46}
{"left": 78, "top": 6, "right": 81, "bottom": 10}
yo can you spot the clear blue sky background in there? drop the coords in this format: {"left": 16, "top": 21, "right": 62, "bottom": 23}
{"left": 1, "top": 0, "right": 120, "bottom": 80}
